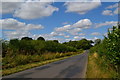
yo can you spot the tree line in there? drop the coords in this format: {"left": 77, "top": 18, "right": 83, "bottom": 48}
{"left": 2, "top": 36, "right": 93, "bottom": 57}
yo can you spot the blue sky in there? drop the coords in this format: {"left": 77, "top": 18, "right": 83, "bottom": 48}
{"left": 1, "top": 1, "right": 118, "bottom": 42}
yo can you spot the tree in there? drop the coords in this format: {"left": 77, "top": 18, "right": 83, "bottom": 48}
{"left": 94, "top": 39, "right": 101, "bottom": 46}
{"left": 63, "top": 39, "right": 93, "bottom": 50}
{"left": 53, "top": 40, "right": 59, "bottom": 43}
{"left": 37, "top": 37, "right": 45, "bottom": 41}
{"left": 9, "top": 39, "right": 19, "bottom": 48}
{"left": 21, "top": 37, "right": 33, "bottom": 40}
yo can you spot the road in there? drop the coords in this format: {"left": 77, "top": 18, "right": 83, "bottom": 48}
{"left": 3, "top": 50, "right": 88, "bottom": 78}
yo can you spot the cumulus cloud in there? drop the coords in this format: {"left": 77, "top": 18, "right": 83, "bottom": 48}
{"left": 14, "top": 2, "right": 59, "bottom": 19}
{"left": 1, "top": 18, "right": 44, "bottom": 39}
{"left": 91, "top": 32, "right": 100, "bottom": 36}
{"left": 73, "top": 36, "right": 85, "bottom": 40}
{"left": 50, "top": 32, "right": 65, "bottom": 37}
{"left": 72, "top": 19, "right": 92, "bottom": 28}
{"left": 43, "top": 19, "right": 91, "bottom": 41}
{"left": 64, "top": 35, "right": 70, "bottom": 38}
{"left": 95, "top": 21, "right": 118, "bottom": 28}
{"left": 102, "top": 3, "right": 119, "bottom": 16}
{"left": 1, "top": 18, "right": 44, "bottom": 30}
{"left": 102, "top": 10, "right": 113, "bottom": 15}
{"left": 0, "top": 2, "right": 22, "bottom": 14}
{"left": 1, "top": 0, "right": 25, "bottom": 2}
{"left": 54, "top": 19, "right": 91, "bottom": 36}
{"left": 3, "top": 30, "right": 32, "bottom": 39}
{"left": 55, "top": 25, "right": 71, "bottom": 32}
{"left": 106, "top": 3, "right": 118, "bottom": 9}
{"left": 64, "top": 1, "right": 101, "bottom": 14}
{"left": 78, "top": 33, "right": 86, "bottom": 36}
{"left": 50, "top": 32, "right": 58, "bottom": 36}
{"left": 1, "top": 2, "right": 58, "bottom": 19}
{"left": 67, "top": 28, "right": 82, "bottom": 35}
{"left": 114, "top": 8, "right": 120, "bottom": 14}
{"left": 74, "top": 36, "right": 80, "bottom": 39}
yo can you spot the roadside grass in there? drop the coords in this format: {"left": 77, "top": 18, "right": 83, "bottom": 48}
{"left": 86, "top": 52, "right": 117, "bottom": 78}
{"left": 2, "top": 51, "right": 83, "bottom": 76}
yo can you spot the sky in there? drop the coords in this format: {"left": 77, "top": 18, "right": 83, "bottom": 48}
{"left": 0, "top": 0, "right": 119, "bottom": 42}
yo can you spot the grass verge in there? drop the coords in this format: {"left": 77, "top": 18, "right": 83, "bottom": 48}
{"left": 2, "top": 52, "right": 83, "bottom": 76}
{"left": 86, "top": 52, "right": 117, "bottom": 78}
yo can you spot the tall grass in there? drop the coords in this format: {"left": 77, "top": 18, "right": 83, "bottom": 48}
{"left": 2, "top": 51, "right": 82, "bottom": 70}
{"left": 2, "top": 51, "right": 83, "bottom": 76}
{"left": 86, "top": 52, "right": 117, "bottom": 78}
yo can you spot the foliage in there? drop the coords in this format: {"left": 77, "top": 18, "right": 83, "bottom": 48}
{"left": 94, "top": 39, "right": 101, "bottom": 46}
{"left": 2, "top": 36, "right": 90, "bottom": 71}
{"left": 2, "top": 52, "right": 80, "bottom": 70}
{"left": 90, "top": 25, "right": 120, "bottom": 78}
{"left": 2, "top": 38, "right": 78, "bottom": 57}
{"left": 21, "top": 37, "right": 33, "bottom": 40}
{"left": 37, "top": 37, "right": 45, "bottom": 41}
{"left": 63, "top": 39, "right": 93, "bottom": 50}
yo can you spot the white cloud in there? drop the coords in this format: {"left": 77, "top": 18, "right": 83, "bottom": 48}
{"left": 72, "top": 19, "right": 92, "bottom": 28}
{"left": 1, "top": 2, "right": 58, "bottom": 19}
{"left": 1, "top": 18, "right": 44, "bottom": 30}
{"left": 67, "top": 28, "right": 82, "bottom": 35}
{"left": 102, "top": 10, "right": 113, "bottom": 15}
{"left": 50, "top": 32, "right": 58, "bottom": 36}
{"left": 95, "top": 21, "right": 118, "bottom": 28}
{"left": 1, "top": 0, "right": 25, "bottom": 2}
{"left": 102, "top": 3, "right": 119, "bottom": 16}
{"left": 55, "top": 25, "right": 71, "bottom": 32}
{"left": 114, "top": 8, "right": 120, "bottom": 14}
{"left": 64, "top": 35, "right": 70, "bottom": 38}
{"left": 106, "top": 3, "right": 118, "bottom": 9}
{"left": 91, "top": 32, "right": 100, "bottom": 36}
{"left": 14, "top": 2, "right": 59, "bottom": 19}
{"left": 64, "top": 1, "right": 101, "bottom": 14}
{"left": 73, "top": 36, "right": 85, "bottom": 40}
{"left": 74, "top": 36, "right": 80, "bottom": 39}
{"left": 38, "top": 33, "right": 65, "bottom": 42}
{"left": 78, "top": 33, "right": 86, "bottom": 36}
{"left": 1, "top": 18, "right": 44, "bottom": 39}
{"left": 0, "top": 2, "right": 22, "bottom": 14}
{"left": 55, "top": 19, "right": 91, "bottom": 36}
{"left": 3, "top": 30, "right": 32, "bottom": 40}
{"left": 41, "top": 19, "right": 90, "bottom": 41}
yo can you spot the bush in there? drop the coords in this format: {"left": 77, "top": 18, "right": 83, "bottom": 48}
{"left": 90, "top": 25, "right": 120, "bottom": 78}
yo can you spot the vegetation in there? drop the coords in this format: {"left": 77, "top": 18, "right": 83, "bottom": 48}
{"left": 88, "top": 25, "right": 120, "bottom": 78}
{"left": 63, "top": 39, "right": 93, "bottom": 50}
{"left": 1, "top": 36, "right": 93, "bottom": 76}
{"left": 87, "top": 53, "right": 117, "bottom": 78}
{"left": 2, "top": 52, "right": 81, "bottom": 76}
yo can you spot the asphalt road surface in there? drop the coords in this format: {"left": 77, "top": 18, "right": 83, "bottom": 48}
{"left": 3, "top": 50, "right": 89, "bottom": 78}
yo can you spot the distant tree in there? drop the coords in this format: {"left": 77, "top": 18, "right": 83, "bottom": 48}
{"left": 21, "top": 37, "right": 33, "bottom": 40}
{"left": 63, "top": 39, "right": 93, "bottom": 50}
{"left": 37, "top": 37, "right": 45, "bottom": 41}
{"left": 94, "top": 39, "right": 101, "bottom": 46}
{"left": 53, "top": 40, "right": 59, "bottom": 43}
{"left": 9, "top": 39, "right": 19, "bottom": 48}
{"left": 2, "top": 40, "right": 8, "bottom": 57}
